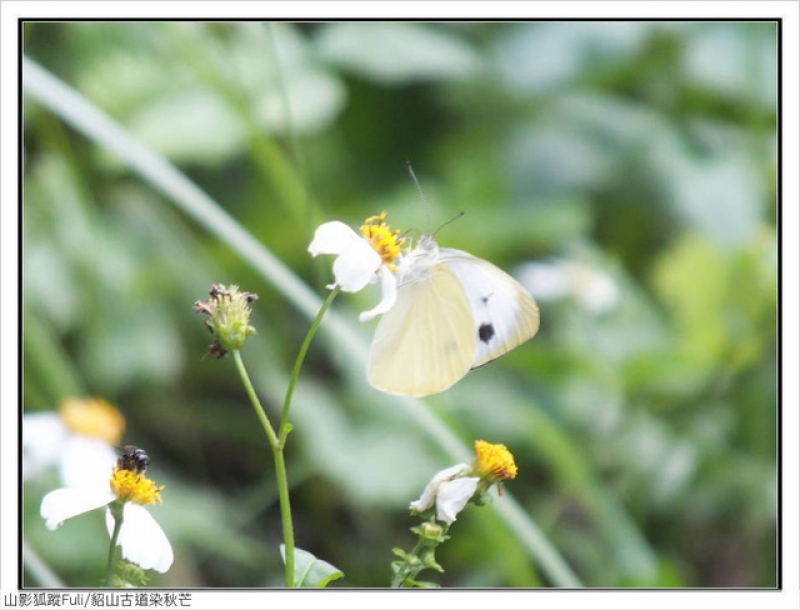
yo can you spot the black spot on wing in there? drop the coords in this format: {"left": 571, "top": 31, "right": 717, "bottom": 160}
{"left": 478, "top": 323, "right": 495, "bottom": 344}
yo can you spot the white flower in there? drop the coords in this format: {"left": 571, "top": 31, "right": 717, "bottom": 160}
{"left": 24, "top": 398, "right": 123, "bottom": 488}
{"left": 308, "top": 221, "right": 382, "bottom": 292}
{"left": 410, "top": 464, "right": 479, "bottom": 526}
{"left": 40, "top": 460, "right": 174, "bottom": 573}
{"left": 516, "top": 259, "right": 619, "bottom": 314}
{"left": 308, "top": 213, "right": 405, "bottom": 322}
{"left": 106, "top": 503, "right": 173, "bottom": 573}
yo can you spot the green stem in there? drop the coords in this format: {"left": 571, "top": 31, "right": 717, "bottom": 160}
{"left": 272, "top": 445, "right": 295, "bottom": 586}
{"left": 390, "top": 540, "right": 423, "bottom": 588}
{"left": 233, "top": 351, "right": 292, "bottom": 585}
{"left": 105, "top": 503, "right": 124, "bottom": 587}
{"left": 278, "top": 287, "right": 339, "bottom": 442}
{"left": 232, "top": 288, "right": 338, "bottom": 587}
{"left": 233, "top": 350, "right": 279, "bottom": 448}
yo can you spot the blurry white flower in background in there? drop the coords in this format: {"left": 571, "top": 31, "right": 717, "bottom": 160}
{"left": 516, "top": 258, "right": 619, "bottom": 315}
{"left": 23, "top": 398, "right": 123, "bottom": 488}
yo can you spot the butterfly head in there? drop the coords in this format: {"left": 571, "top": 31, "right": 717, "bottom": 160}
{"left": 394, "top": 234, "right": 440, "bottom": 283}
{"left": 417, "top": 233, "right": 438, "bottom": 252}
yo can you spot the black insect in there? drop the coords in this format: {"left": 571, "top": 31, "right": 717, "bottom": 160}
{"left": 116, "top": 445, "right": 150, "bottom": 474}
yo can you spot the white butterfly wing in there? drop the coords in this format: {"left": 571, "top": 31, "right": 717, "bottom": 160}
{"left": 368, "top": 264, "right": 476, "bottom": 396}
{"left": 439, "top": 248, "right": 540, "bottom": 368}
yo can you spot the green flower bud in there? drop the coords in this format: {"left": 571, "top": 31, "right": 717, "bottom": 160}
{"left": 419, "top": 521, "right": 444, "bottom": 541}
{"left": 194, "top": 284, "right": 258, "bottom": 357}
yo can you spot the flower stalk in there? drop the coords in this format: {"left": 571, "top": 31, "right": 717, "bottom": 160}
{"left": 227, "top": 286, "right": 339, "bottom": 587}
{"left": 231, "top": 350, "right": 290, "bottom": 582}
{"left": 391, "top": 521, "right": 448, "bottom": 587}
{"left": 105, "top": 502, "right": 124, "bottom": 587}
{"left": 279, "top": 287, "right": 340, "bottom": 443}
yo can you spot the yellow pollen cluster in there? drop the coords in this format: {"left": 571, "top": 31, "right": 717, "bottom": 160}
{"left": 59, "top": 398, "right": 125, "bottom": 445}
{"left": 474, "top": 440, "right": 518, "bottom": 481}
{"left": 110, "top": 467, "right": 164, "bottom": 506}
{"left": 360, "top": 212, "right": 406, "bottom": 271}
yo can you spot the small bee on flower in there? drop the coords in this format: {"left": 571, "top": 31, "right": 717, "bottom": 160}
{"left": 40, "top": 444, "right": 173, "bottom": 573}
{"left": 116, "top": 445, "right": 150, "bottom": 475}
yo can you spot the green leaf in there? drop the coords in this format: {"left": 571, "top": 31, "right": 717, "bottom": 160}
{"left": 651, "top": 234, "right": 730, "bottom": 366}
{"left": 408, "top": 579, "right": 441, "bottom": 588}
{"left": 280, "top": 545, "right": 344, "bottom": 588}
{"left": 127, "top": 89, "right": 248, "bottom": 165}
{"left": 288, "top": 382, "right": 441, "bottom": 507}
{"left": 316, "top": 22, "right": 483, "bottom": 84}
{"left": 225, "top": 24, "right": 347, "bottom": 135}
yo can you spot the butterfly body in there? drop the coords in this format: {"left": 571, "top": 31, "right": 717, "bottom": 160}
{"left": 368, "top": 235, "right": 539, "bottom": 396}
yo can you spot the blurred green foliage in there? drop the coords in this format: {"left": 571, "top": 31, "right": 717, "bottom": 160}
{"left": 22, "top": 21, "right": 777, "bottom": 588}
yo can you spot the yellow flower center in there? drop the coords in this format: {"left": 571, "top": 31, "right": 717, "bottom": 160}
{"left": 109, "top": 467, "right": 164, "bottom": 506}
{"left": 59, "top": 398, "right": 125, "bottom": 445}
{"left": 474, "top": 440, "right": 518, "bottom": 481}
{"left": 360, "top": 212, "right": 406, "bottom": 271}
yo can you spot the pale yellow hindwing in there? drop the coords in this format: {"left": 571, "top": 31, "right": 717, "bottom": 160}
{"left": 368, "top": 265, "right": 475, "bottom": 396}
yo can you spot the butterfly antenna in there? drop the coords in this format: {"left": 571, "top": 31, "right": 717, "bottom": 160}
{"left": 406, "top": 161, "right": 464, "bottom": 236}
{"left": 406, "top": 160, "right": 432, "bottom": 230}
{"left": 433, "top": 210, "right": 465, "bottom": 237}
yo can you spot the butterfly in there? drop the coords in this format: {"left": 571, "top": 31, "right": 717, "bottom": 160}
{"left": 367, "top": 233, "right": 539, "bottom": 396}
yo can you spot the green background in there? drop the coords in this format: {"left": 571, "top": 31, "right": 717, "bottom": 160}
{"left": 22, "top": 21, "right": 778, "bottom": 588}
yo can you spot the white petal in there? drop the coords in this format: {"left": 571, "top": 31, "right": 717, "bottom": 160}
{"left": 60, "top": 437, "right": 117, "bottom": 489}
{"left": 331, "top": 242, "right": 382, "bottom": 293}
{"left": 435, "top": 477, "right": 479, "bottom": 525}
{"left": 40, "top": 487, "right": 114, "bottom": 530}
{"left": 23, "top": 413, "right": 68, "bottom": 480}
{"left": 410, "top": 464, "right": 470, "bottom": 512}
{"left": 308, "top": 221, "right": 361, "bottom": 256}
{"left": 107, "top": 504, "right": 174, "bottom": 573}
{"left": 358, "top": 264, "right": 398, "bottom": 321}
{"left": 309, "top": 221, "right": 383, "bottom": 292}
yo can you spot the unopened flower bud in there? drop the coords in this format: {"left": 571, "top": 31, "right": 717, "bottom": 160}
{"left": 419, "top": 521, "right": 444, "bottom": 541}
{"left": 193, "top": 284, "right": 258, "bottom": 357}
